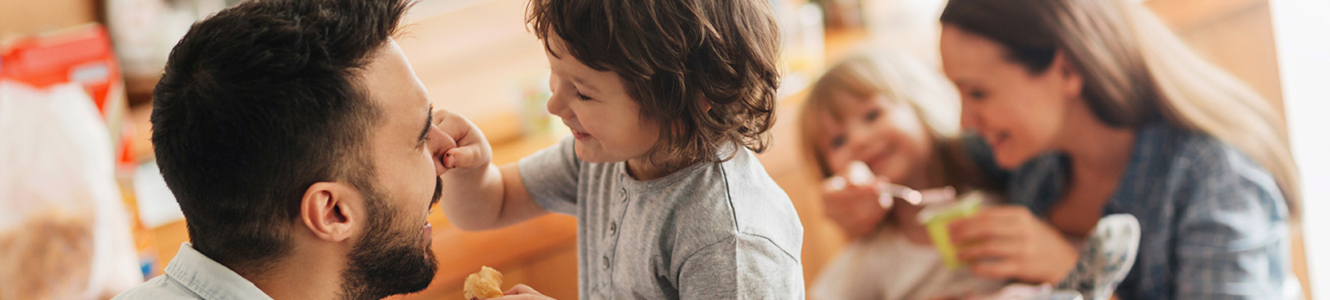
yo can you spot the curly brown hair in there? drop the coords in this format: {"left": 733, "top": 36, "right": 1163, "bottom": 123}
{"left": 527, "top": 0, "right": 781, "bottom": 170}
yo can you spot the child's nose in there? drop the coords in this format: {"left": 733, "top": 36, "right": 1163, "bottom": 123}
{"left": 847, "top": 126, "right": 873, "bottom": 153}
{"left": 546, "top": 92, "right": 569, "bottom": 118}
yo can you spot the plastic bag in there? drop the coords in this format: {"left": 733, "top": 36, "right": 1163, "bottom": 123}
{"left": 0, "top": 80, "right": 143, "bottom": 299}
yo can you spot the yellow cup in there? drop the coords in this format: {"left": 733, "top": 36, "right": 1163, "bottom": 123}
{"left": 918, "top": 193, "right": 984, "bottom": 269}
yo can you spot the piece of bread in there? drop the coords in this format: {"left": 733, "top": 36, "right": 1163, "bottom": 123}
{"left": 0, "top": 210, "right": 94, "bottom": 300}
{"left": 463, "top": 266, "right": 504, "bottom": 300}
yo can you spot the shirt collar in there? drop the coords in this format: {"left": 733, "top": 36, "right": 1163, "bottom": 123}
{"left": 165, "top": 243, "right": 274, "bottom": 300}
{"left": 1104, "top": 123, "right": 1175, "bottom": 214}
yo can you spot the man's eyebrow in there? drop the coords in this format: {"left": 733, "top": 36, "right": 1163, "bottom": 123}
{"left": 417, "top": 104, "right": 433, "bottom": 146}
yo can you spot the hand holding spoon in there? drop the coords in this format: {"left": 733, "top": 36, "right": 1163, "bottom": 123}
{"left": 841, "top": 161, "right": 956, "bottom": 208}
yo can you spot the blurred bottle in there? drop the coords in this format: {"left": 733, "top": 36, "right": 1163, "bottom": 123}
{"left": 860, "top": 0, "right": 947, "bottom": 65}
{"left": 516, "top": 73, "right": 553, "bottom": 137}
{"left": 772, "top": 0, "right": 826, "bottom": 97}
{"left": 105, "top": 0, "right": 230, "bottom": 82}
{"left": 820, "top": 0, "right": 864, "bottom": 29}
{"left": 117, "top": 175, "right": 161, "bottom": 279}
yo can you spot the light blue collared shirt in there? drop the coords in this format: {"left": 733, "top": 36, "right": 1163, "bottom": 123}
{"left": 113, "top": 243, "right": 273, "bottom": 300}
{"left": 973, "top": 123, "right": 1293, "bottom": 300}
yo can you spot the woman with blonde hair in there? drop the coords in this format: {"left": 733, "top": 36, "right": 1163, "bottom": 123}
{"left": 926, "top": 0, "right": 1299, "bottom": 298}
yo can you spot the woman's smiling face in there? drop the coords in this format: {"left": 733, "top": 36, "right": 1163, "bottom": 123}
{"left": 939, "top": 25, "right": 1075, "bottom": 169}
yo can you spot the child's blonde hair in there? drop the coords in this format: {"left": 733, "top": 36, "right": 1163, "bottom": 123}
{"left": 798, "top": 50, "right": 995, "bottom": 232}
{"left": 798, "top": 51, "right": 978, "bottom": 182}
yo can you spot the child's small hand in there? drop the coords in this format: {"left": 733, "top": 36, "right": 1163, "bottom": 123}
{"left": 487, "top": 284, "right": 555, "bottom": 300}
{"left": 433, "top": 109, "right": 493, "bottom": 172}
{"left": 820, "top": 171, "right": 892, "bottom": 240}
{"left": 432, "top": 109, "right": 543, "bottom": 231}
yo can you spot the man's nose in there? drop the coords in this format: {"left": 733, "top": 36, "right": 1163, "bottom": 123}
{"left": 427, "top": 123, "right": 454, "bottom": 176}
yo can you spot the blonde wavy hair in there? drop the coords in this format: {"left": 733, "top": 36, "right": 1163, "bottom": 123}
{"left": 798, "top": 51, "right": 992, "bottom": 191}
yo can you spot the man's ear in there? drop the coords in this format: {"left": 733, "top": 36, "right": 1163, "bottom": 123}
{"left": 300, "top": 182, "right": 363, "bottom": 243}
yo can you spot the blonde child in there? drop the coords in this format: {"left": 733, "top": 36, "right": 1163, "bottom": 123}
{"left": 433, "top": 0, "right": 803, "bottom": 299}
{"left": 798, "top": 51, "right": 1008, "bottom": 300}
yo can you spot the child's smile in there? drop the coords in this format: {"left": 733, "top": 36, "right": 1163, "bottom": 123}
{"left": 542, "top": 32, "right": 661, "bottom": 167}
{"left": 562, "top": 120, "right": 592, "bottom": 140}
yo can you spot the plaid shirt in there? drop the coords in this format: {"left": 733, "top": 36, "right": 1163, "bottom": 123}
{"left": 973, "top": 123, "right": 1294, "bottom": 300}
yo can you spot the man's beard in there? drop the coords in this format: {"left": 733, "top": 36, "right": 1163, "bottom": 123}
{"left": 338, "top": 178, "right": 442, "bottom": 300}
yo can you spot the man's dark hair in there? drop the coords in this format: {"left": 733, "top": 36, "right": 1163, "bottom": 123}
{"left": 527, "top": 0, "right": 781, "bottom": 170}
{"left": 151, "top": 0, "right": 410, "bottom": 275}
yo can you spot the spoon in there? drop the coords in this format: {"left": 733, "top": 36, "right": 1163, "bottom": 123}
{"left": 840, "top": 160, "right": 956, "bottom": 207}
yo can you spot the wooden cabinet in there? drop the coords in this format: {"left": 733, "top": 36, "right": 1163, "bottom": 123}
{"left": 0, "top": 0, "right": 99, "bottom": 38}
{"left": 1147, "top": 0, "right": 1287, "bottom": 129}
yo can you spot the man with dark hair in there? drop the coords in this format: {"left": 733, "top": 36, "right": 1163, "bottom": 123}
{"left": 113, "top": 0, "right": 452, "bottom": 299}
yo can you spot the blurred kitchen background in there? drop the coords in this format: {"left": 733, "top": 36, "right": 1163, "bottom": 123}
{"left": 1, "top": 0, "right": 1327, "bottom": 299}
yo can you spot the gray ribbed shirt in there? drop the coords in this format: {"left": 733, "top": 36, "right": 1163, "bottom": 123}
{"left": 519, "top": 137, "right": 805, "bottom": 300}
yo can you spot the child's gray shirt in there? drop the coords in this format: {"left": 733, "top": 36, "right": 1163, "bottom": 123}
{"left": 519, "top": 137, "right": 805, "bottom": 300}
